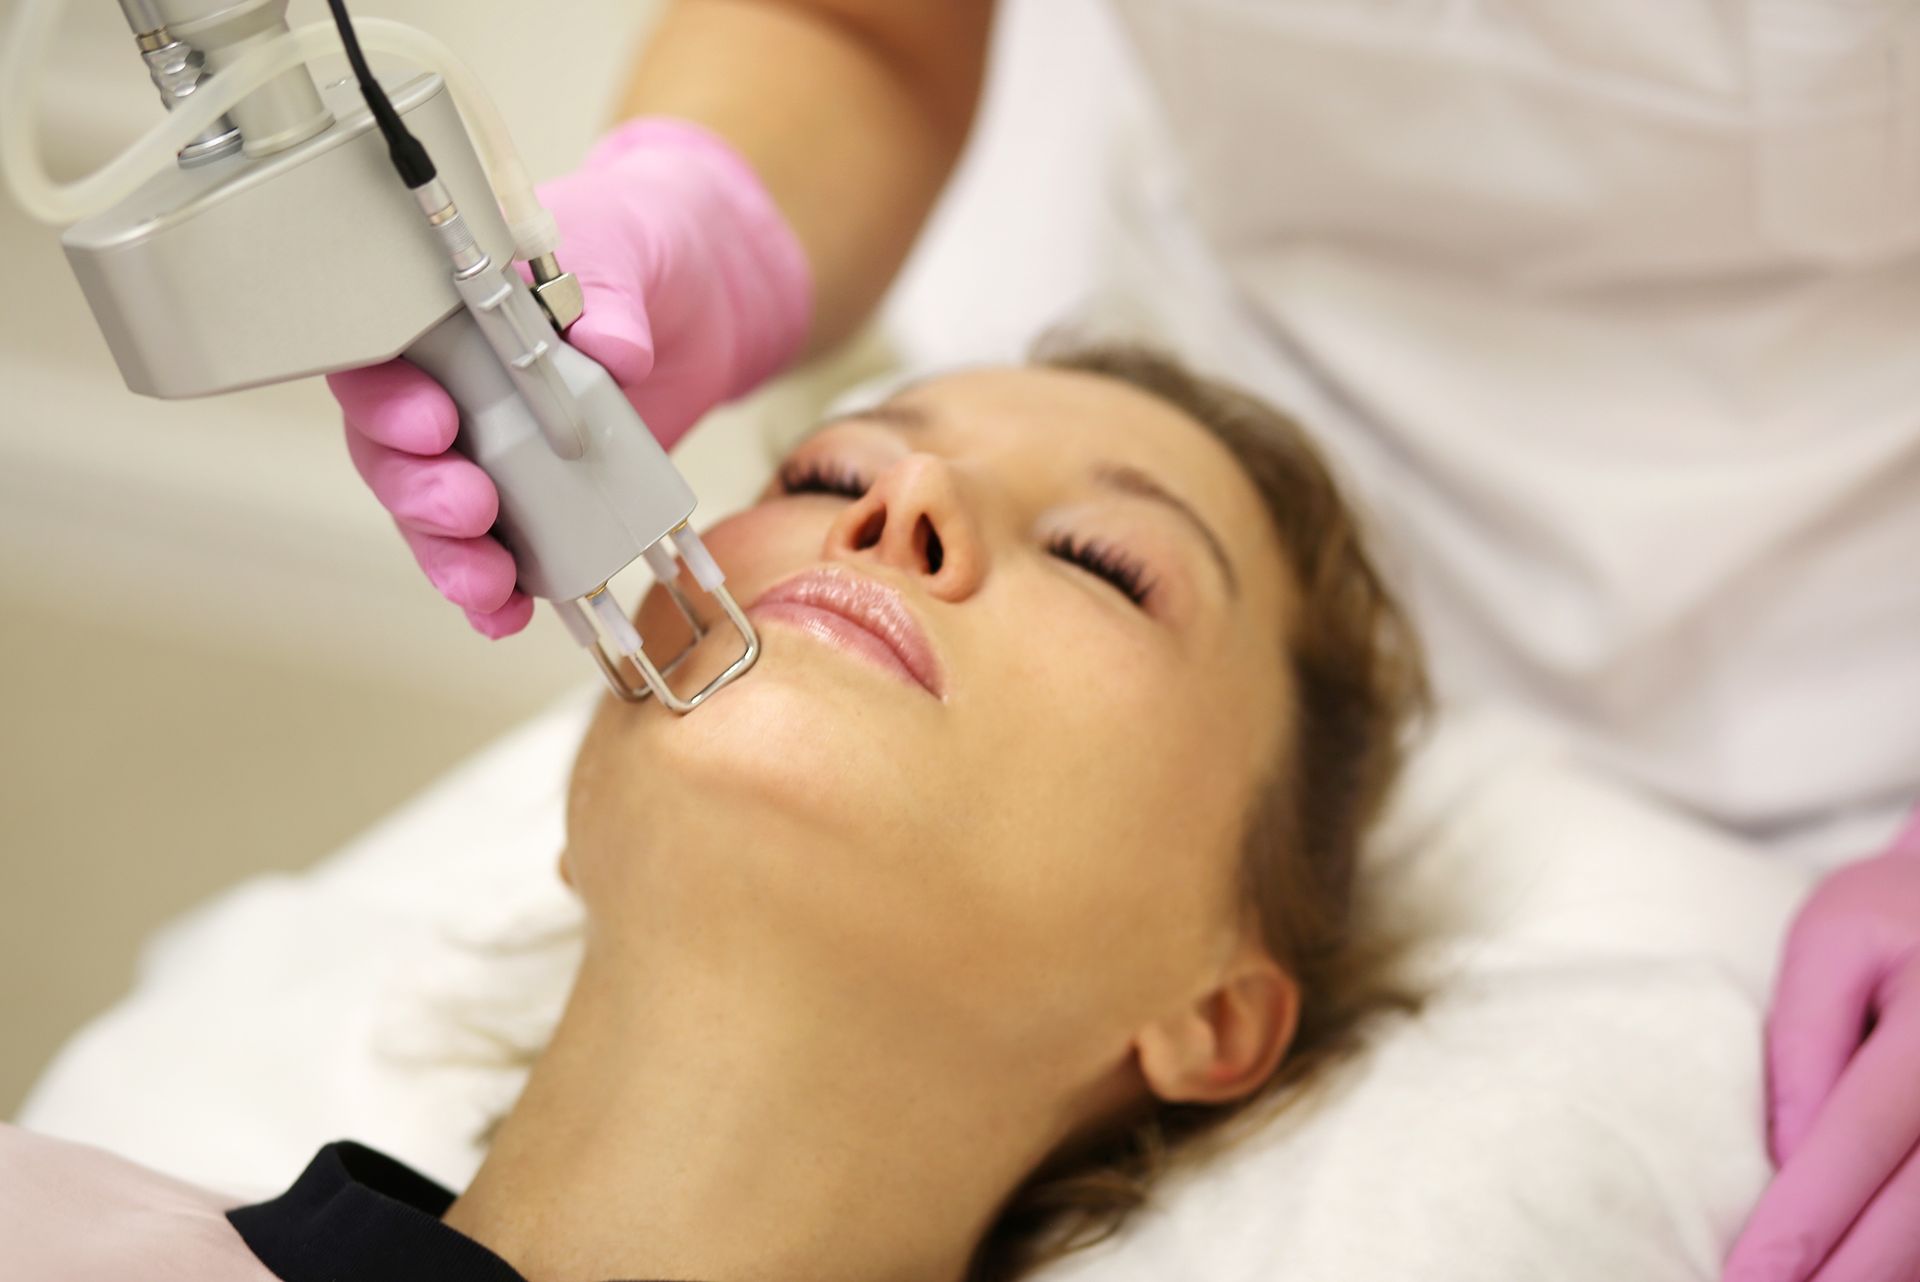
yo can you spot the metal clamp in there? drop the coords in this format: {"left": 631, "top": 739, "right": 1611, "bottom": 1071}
{"left": 528, "top": 253, "right": 584, "bottom": 332}
{"left": 556, "top": 529, "right": 761, "bottom": 714}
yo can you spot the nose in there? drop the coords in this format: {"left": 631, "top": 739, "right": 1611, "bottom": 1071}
{"left": 824, "top": 453, "right": 986, "bottom": 600}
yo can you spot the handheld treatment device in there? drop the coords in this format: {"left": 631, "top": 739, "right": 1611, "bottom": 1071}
{"left": 0, "top": 0, "right": 759, "bottom": 710}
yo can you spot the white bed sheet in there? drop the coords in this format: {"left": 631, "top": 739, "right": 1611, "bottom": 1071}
{"left": 19, "top": 697, "right": 1811, "bottom": 1280}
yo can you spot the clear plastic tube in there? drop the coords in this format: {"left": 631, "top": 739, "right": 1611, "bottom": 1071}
{"left": 0, "top": 1, "right": 557, "bottom": 259}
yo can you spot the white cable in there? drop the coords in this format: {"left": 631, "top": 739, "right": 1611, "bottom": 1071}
{"left": 0, "top": 1, "right": 558, "bottom": 259}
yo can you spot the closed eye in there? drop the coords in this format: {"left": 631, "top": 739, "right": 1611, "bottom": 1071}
{"left": 781, "top": 456, "right": 1156, "bottom": 609}
{"left": 777, "top": 459, "right": 870, "bottom": 500}
{"left": 1048, "top": 534, "right": 1153, "bottom": 608}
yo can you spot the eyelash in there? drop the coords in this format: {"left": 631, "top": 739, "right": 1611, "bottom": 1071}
{"left": 1047, "top": 534, "right": 1155, "bottom": 607}
{"left": 777, "top": 459, "right": 1156, "bottom": 607}
{"left": 778, "top": 459, "right": 869, "bottom": 500}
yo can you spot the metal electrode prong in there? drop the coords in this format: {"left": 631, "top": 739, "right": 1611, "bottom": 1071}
{"left": 555, "top": 527, "right": 760, "bottom": 712}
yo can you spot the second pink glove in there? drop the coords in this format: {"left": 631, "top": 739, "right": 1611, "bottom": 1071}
{"left": 1722, "top": 806, "right": 1920, "bottom": 1282}
{"left": 327, "top": 118, "right": 812, "bottom": 637}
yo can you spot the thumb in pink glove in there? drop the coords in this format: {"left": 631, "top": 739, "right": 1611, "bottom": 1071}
{"left": 327, "top": 118, "right": 812, "bottom": 637}
{"left": 1723, "top": 806, "right": 1920, "bottom": 1282}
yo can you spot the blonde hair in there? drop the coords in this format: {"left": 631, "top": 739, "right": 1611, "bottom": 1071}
{"left": 961, "top": 341, "right": 1431, "bottom": 1282}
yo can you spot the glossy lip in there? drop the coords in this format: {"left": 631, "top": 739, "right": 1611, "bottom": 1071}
{"left": 748, "top": 568, "right": 946, "bottom": 698}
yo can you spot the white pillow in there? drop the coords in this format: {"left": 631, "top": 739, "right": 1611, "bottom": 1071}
{"left": 1039, "top": 710, "right": 1811, "bottom": 1281}
{"left": 19, "top": 701, "right": 1811, "bottom": 1278}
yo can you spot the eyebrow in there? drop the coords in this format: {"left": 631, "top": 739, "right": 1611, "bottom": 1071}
{"left": 814, "top": 402, "right": 929, "bottom": 434}
{"left": 816, "top": 404, "right": 1240, "bottom": 597}
{"left": 1094, "top": 463, "right": 1240, "bottom": 597}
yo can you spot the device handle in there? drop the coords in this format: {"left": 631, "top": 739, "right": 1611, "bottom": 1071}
{"left": 404, "top": 304, "right": 697, "bottom": 603}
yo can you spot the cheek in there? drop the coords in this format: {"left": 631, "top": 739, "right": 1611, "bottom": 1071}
{"left": 625, "top": 503, "right": 821, "bottom": 653}
{"left": 691, "top": 502, "right": 810, "bottom": 571}
{"left": 974, "top": 579, "right": 1236, "bottom": 849}
{"left": 945, "top": 583, "right": 1251, "bottom": 985}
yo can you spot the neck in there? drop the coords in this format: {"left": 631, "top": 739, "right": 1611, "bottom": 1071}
{"left": 443, "top": 929, "right": 1067, "bottom": 1282}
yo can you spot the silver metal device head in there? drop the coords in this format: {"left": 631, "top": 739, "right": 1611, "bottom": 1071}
{"left": 563, "top": 526, "right": 760, "bottom": 712}
{"left": 578, "top": 585, "right": 761, "bottom": 712}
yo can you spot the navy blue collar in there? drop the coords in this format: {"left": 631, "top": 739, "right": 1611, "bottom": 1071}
{"left": 227, "top": 1141, "right": 693, "bottom": 1282}
{"left": 228, "top": 1142, "right": 526, "bottom": 1282}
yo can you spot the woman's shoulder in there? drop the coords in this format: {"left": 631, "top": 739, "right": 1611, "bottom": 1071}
{"left": 0, "top": 1122, "right": 277, "bottom": 1281}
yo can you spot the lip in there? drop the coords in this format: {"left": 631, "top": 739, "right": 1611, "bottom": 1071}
{"left": 749, "top": 568, "right": 945, "bottom": 698}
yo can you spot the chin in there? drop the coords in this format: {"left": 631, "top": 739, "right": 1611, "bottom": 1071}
{"left": 580, "top": 643, "right": 962, "bottom": 978}
{"left": 623, "top": 627, "right": 937, "bottom": 843}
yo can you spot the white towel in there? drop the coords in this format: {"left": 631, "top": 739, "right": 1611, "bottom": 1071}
{"left": 20, "top": 699, "right": 1812, "bottom": 1279}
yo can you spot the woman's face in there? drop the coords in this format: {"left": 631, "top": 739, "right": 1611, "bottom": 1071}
{"left": 566, "top": 365, "right": 1295, "bottom": 1083}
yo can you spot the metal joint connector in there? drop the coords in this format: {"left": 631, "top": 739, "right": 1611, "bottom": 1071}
{"left": 529, "top": 253, "right": 584, "bottom": 332}
{"left": 412, "top": 180, "right": 488, "bottom": 276}
{"left": 130, "top": 30, "right": 242, "bottom": 166}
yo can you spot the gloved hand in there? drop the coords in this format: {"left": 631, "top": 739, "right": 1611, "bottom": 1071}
{"left": 1723, "top": 805, "right": 1920, "bottom": 1282}
{"left": 328, "top": 118, "right": 812, "bottom": 636}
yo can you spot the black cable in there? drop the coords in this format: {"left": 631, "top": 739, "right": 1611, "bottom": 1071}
{"left": 325, "top": 0, "right": 436, "bottom": 188}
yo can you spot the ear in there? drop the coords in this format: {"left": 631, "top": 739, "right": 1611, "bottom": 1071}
{"left": 556, "top": 847, "right": 574, "bottom": 889}
{"left": 1132, "top": 942, "right": 1300, "bottom": 1106}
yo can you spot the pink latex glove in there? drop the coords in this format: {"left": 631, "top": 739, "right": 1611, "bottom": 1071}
{"left": 1723, "top": 805, "right": 1920, "bottom": 1282}
{"left": 327, "top": 118, "right": 811, "bottom": 637}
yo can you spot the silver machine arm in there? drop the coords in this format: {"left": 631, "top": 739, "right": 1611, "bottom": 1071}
{"left": 25, "top": 0, "right": 759, "bottom": 710}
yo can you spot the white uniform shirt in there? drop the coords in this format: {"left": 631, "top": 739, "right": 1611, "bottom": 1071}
{"left": 1090, "top": 0, "right": 1920, "bottom": 860}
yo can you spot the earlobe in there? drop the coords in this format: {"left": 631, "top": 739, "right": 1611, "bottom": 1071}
{"left": 1134, "top": 957, "right": 1300, "bottom": 1106}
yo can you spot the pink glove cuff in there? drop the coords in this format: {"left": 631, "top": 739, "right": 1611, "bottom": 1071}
{"left": 581, "top": 117, "right": 813, "bottom": 396}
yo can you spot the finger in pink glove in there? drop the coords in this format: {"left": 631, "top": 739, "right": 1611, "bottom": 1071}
{"left": 328, "top": 361, "right": 530, "bottom": 635}
{"left": 1723, "top": 804, "right": 1920, "bottom": 1282}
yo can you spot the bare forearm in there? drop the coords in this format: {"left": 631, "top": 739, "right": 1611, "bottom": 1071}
{"left": 616, "top": 0, "right": 992, "bottom": 355}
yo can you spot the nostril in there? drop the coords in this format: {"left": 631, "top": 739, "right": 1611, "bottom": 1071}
{"left": 853, "top": 508, "right": 885, "bottom": 551}
{"left": 919, "top": 517, "right": 944, "bottom": 575}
